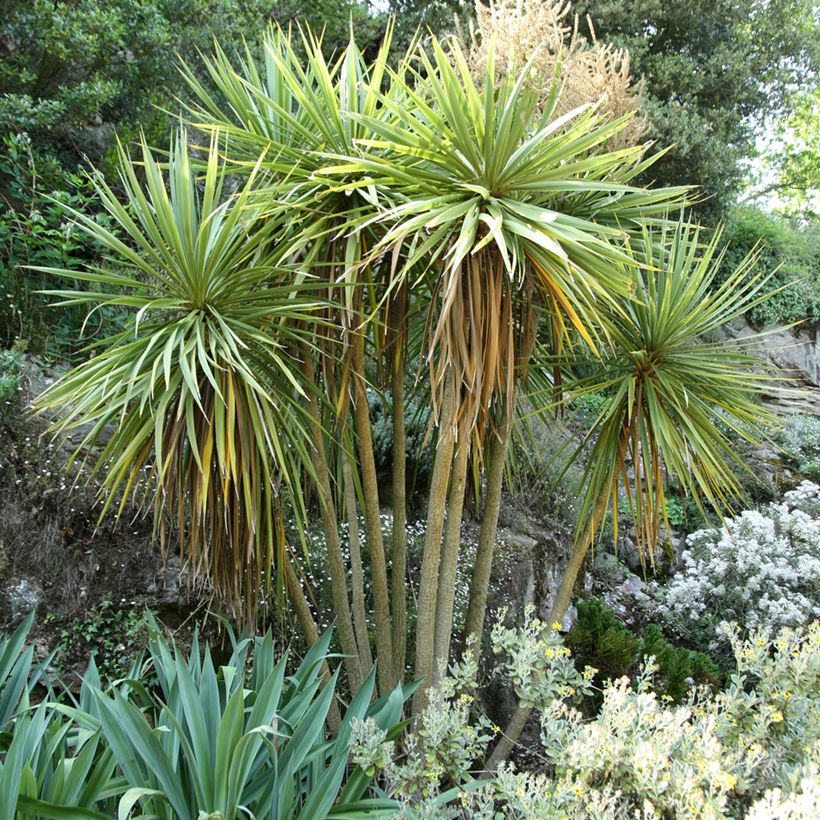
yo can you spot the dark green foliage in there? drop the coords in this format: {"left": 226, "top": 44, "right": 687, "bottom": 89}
{"left": 0, "top": 345, "right": 23, "bottom": 413}
{"left": 573, "top": 0, "right": 819, "bottom": 215}
{"left": 384, "top": 0, "right": 465, "bottom": 53}
{"left": 777, "top": 415, "right": 820, "bottom": 482}
{"left": 718, "top": 205, "right": 820, "bottom": 327}
{"left": 567, "top": 598, "right": 720, "bottom": 705}
{"left": 369, "top": 385, "right": 434, "bottom": 497}
{"left": 0, "top": 133, "right": 126, "bottom": 355}
{"left": 642, "top": 624, "right": 721, "bottom": 703}
{"left": 0, "top": 0, "right": 385, "bottom": 175}
{"left": 45, "top": 600, "right": 148, "bottom": 680}
{"left": 566, "top": 598, "right": 640, "bottom": 684}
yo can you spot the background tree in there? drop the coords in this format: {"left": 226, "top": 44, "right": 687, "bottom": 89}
{"left": 744, "top": 86, "right": 820, "bottom": 221}
{"left": 0, "top": 0, "right": 384, "bottom": 184}
{"left": 572, "top": 0, "right": 819, "bottom": 215}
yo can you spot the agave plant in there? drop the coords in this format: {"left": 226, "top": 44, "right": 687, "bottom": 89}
{"left": 0, "top": 615, "right": 410, "bottom": 818}
{"left": 88, "top": 624, "right": 410, "bottom": 819}
{"left": 33, "top": 131, "right": 326, "bottom": 627}
{"left": 0, "top": 612, "right": 40, "bottom": 732}
{"left": 0, "top": 705, "right": 120, "bottom": 820}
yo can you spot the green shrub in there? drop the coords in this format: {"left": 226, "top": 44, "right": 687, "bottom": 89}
{"left": 718, "top": 205, "right": 820, "bottom": 327}
{"left": 0, "top": 345, "right": 23, "bottom": 414}
{"left": 777, "top": 414, "right": 820, "bottom": 482}
{"left": 45, "top": 599, "right": 148, "bottom": 680}
{"left": 567, "top": 598, "right": 720, "bottom": 704}
{"left": 0, "top": 134, "right": 127, "bottom": 356}
{"left": 566, "top": 598, "right": 639, "bottom": 685}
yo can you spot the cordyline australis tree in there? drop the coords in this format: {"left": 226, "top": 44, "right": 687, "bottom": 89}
{"left": 486, "top": 219, "right": 779, "bottom": 768}
{"left": 34, "top": 11, "right": 774, "bottom": 745}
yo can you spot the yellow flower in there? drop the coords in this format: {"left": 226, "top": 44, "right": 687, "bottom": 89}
{"left": 717, "top": 772, "right": 737, "bottom": 790}
{"left": 552, "top": 621, "right": 562, "bottom": 631}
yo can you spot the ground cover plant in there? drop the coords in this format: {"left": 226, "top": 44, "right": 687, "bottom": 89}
{"left": 351, "top": 613, "right": 820, "bottom": 818}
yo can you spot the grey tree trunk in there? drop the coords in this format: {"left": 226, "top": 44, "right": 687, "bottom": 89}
{"left": 412, "top": 372, "right": 457, "bottom": 715}
{"left": 432, "top": 435, "right": 470, "bottom": 682}
{"left": 342, "top": 446, "right": 374, "bottom": 677}
{"left": 464, "top": 406, "right": 513, "bottom": 647}
{"left": 284, "top": 561, "right": 342, "bottom": 733}
{"left": 390, "top": 352, "right": 408, "bottom": 680}
{"left": 302, "top": 356, "right": 363, "bottom": 691}
{"left": 352, "top": 332, "right": 395, "bottom": 692}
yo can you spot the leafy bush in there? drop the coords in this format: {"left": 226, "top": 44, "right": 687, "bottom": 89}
{"left": 718, "top": 205, "right": 820, "bottom": 327}
{"left": 45, "top": 599, "right": 148, "bottom": 680}
{"left": 0, "top": 345, "right": 23, "bottom": 414}
{"left": 566, "top": 598, "right": 639, "bottom": 685}
{"left": 661, "top": 481, "right": 820, "bottom": 650}
{"left": 778, "top": 414, "right": 820, "bottom": 482}
{"left": 352, "top": 614, "right": 820, "bottom": 818}
{"left": 0, "top": 133, "right": 126, "bottom": 355}
{"left": 567, "top": 598, "right": 720, "bottom": 705}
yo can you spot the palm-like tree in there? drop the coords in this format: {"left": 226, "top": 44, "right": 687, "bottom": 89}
{"left": 182, "top": 26, "right": 415, "bottom": 690}
{"left": 487, "top": 218, "right": 778, "bottom": 768}
{"left": 37, "top": 23, "right": 781, "bottom": 747}
{"left": 34, "top": 132, "right": 326, "bottom": 629}
{"left": 550, "top": 219, "right": 777, "bottom": 620}
{"left": 330, "top": 37, "right": 688, "bottom": 707}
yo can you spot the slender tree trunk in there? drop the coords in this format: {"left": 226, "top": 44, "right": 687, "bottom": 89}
{"left": 550, "top": 428, "right": 626, "bottom": 625}
{"left": 412, "top": 372, "right": 458, "bottom": 715}
{"left": 351, "top": 331, "right": 395, "bottom": 692}
{"left": 487, "top": 477, "right": 615, "bottom": 770}
{"left": 464, "top": 405, "right": 513, "bottom": 647}
{"left": 432, "top": 434, "right": 469, "bottom": 682}
{"left": 548, "top": 508, "right": 604, "bottom": 626}
{"left": 284, "top": 561, "right": 342, "bottom": 733}
{"left": 342, "top": 446, "right": 374, "bottom": 676}
{"left": 390, "top": 346, "right": 408, "bottom": 681}
{"left": 485, "top": 703, "right": 528, "bottom": 773}
{"left": 301, "top": 356, "right": 363, "bottom": 691}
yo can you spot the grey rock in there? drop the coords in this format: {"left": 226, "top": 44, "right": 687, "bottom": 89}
{"left": 561, "top": 603, "right": 577, "bottom": 632}
{"left": 501, "top": 530, "right": 538, "bottom": 551}
{"left": 4, "top": 578, "right": 43, "bottom": 620}
{"left": 593, "top": 552, "right": 626, "bottom": 586}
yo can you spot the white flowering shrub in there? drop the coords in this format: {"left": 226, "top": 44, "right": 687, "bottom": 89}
{"left": 661, "top": 481, "right": 820, "bottom": 648}
{"left": 746, "top": 769, "right": 820, "bottom": 819}
{"left": 350, "top": 615, "right": 820, "bottom": 819}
